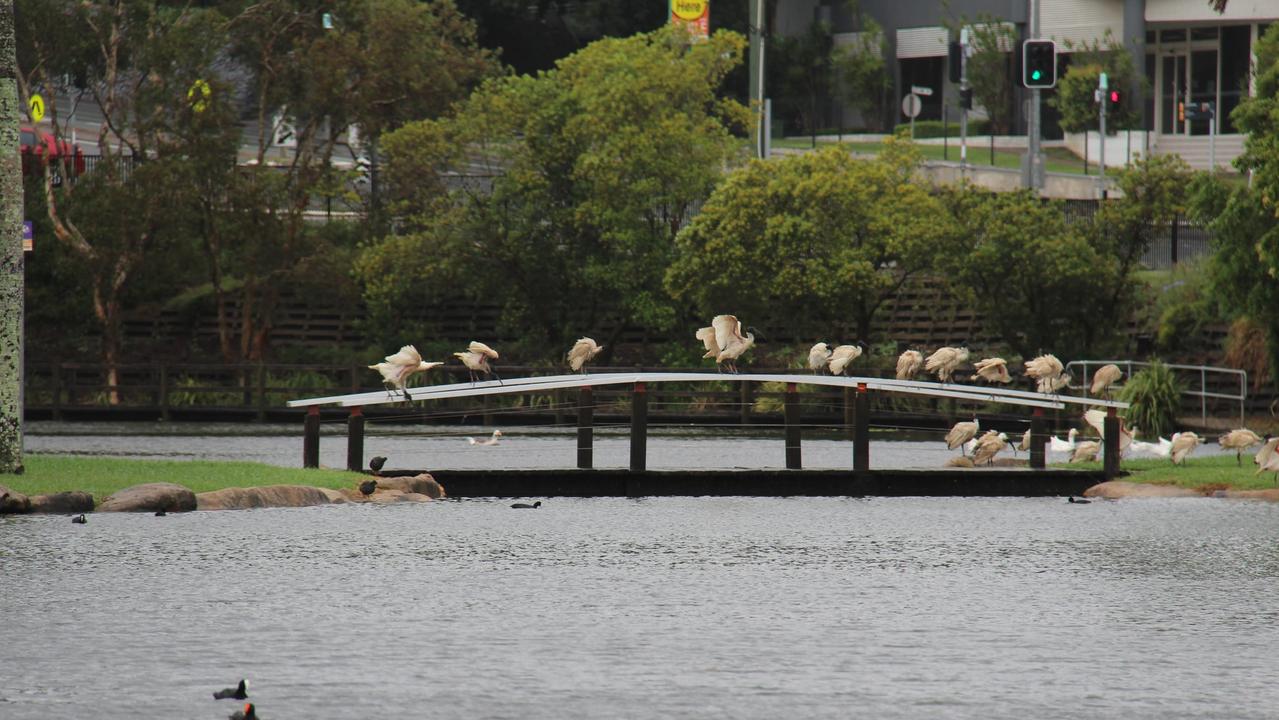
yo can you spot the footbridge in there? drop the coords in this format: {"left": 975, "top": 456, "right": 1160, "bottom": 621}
{"left": 288, "top": 372, "right": 1129, "bottom": 488}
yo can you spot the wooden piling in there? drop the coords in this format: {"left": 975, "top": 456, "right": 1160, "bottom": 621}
{"left": 854, "top": 383, "right": 870, "bottom": 472}
{"left": 1103, "top": 407, "right": 1120, "bottom": 479}
{"left": 785, "top": 382, "right": 801, "bottom": 469}
{"left": 303, "top": 405, "right": 320, "bottom": 469}
{"left": 1030, "top": 408, "right": 1046, "bottom": 469}
{"left": 843, "top": 386, "right": 854, "bottom": 441}
{"left": 630, "top": 382, "right": 647, "bottom": 471}
{"left": 578, "top": 387, "right": 594, "bottom": 470}
{"left": 347, "top": 406, "right": 364, "bottom": 472}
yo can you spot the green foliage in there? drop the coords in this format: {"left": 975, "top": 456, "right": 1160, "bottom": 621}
{"left": 940, "top": 187, "right": 1104, "bottom": 357}
{"left": 832, "top": 12, "right": 890, "bottom": 132}
{"left": 1149, "top": 260, "right": 1218, "bottom": 354}
{"left": 1050, "top": 31, "right": 1145, "bottom": 133}
{"left": 1119, "top": 360, "right": 1184, "bottom": 438}
{"left": 962, "top": 20, "right": 1017, "bottom": 134}
{"left": 667, "top": 139, "right": 953, "bottom": 341}
{"left": 895, "top": 118, "right": 990, "bottom": 138}
{"left": 363, "top": 27, "right": 749, "bottom": 354}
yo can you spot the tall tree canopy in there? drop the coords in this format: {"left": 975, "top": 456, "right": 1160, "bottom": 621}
{"left": 666, "top": 140, "right": 952, "bottom": 341}
{"left": 358, "top": 27, "right": 749, "bottom": 355}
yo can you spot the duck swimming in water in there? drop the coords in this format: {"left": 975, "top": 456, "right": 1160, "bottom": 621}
{"left": 213, "top": 679, "right": 249, "bottom": 700}
{"left": 511, "top": 501, "right": 542, "bottom": 509}
{"left": 71, "top": 514, "right": 87, "bottom": 524}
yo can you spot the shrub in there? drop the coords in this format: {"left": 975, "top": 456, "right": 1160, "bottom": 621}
{"left": 1119, "top": 361, "right": 1183, "bottom": 438}
{"left": 894, "top": 118, "right": 991, "bottom": 139}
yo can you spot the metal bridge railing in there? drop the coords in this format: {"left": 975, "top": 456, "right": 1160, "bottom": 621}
{"left": 1065, "top": 360, "right": 1246, "bottom": 427}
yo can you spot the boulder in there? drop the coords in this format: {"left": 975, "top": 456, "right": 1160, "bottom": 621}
{"left": 1083, "top": 481, "right": 1198, "bottom": 499}
{"left": 1214, "top": 488, "right": 1279, "bottom": 502}
{"left": 28, "top": 491, "right": 95, "bottom": 514}
{"left": 374, "top": 473, "right": 445, "bottom": 498}
{"left": 0, "top": 485, "right": 32, "bottom": 514}
{"left": 196, "top": 485, "right": 338, "bottom": 511}
{"left": 337, "top": 486, "right": 435, "bottom": 504}
{"left": 97, "top": 483, "right": 197, "bottom": 513}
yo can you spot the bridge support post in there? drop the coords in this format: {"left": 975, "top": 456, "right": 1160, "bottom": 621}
{"left": 578, "top": 387, "right": 594, "bottom": 469}
{"left": 303, "top": 405, "right": 320, "bottom": 469}
{"left": 630, "top": 382, "right": 647, "bottom": 472}
{"left": 785, "top": 382, "right": 801, "bottom": 469}
{"left": 1103, "top": 407, "right": 1120, "bottom": 479}
{"left": 1030, "top": 408, "right": 1046, "bottom": 469}
{"left": 843, "top": 387, "right": 854, "bottom": 440}
{"left": 853, "top": 383, "right": 870, "bottom": 473}
{"left": 346, "top": 406, "right": 364, "bottom": 472}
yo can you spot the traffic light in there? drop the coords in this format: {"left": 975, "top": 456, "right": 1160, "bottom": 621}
{"left": 948, "top": 40, "right": 963, "bottom": 83}
{"left": 960, "top": 87, "right": 973, "bottom": 110}
{"left": 1108, "top": 89, "right": 1121, "bottom": 108}
{"left": 1022, "top": 40, "right": 1057, "bottom": 88}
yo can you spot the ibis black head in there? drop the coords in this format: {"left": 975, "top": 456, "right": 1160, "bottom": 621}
{"left": 745, "top": 326, "right": 766, "bottom": 342}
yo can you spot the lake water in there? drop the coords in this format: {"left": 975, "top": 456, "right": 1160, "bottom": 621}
{"left": 3, "top": 496, "right": 1277, "bottom": 719}
{"left": 20, "top": 422, "right": 1233, "bottom": 471}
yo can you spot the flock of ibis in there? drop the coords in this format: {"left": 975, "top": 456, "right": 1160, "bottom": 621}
{"left": 365, "top": 313, "right": 1272, "bottom": 478}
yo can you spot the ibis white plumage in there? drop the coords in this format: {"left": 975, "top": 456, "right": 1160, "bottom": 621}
{"left": 369, "top": 345, "right": 443, "bottom": 401}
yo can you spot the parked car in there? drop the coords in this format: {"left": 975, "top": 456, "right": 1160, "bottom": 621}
{"left": 20, "top": 125, "right": 86, "bottom": 178}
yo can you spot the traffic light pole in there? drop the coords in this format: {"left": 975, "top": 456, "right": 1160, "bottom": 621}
{"left": 1024, "top": 0, "right": 1043, "bottom": 190}
{"left": 960, "top": 29, "right": 969, "bottom": 168}
{"left": 1099, "top": 74, "right": 1107, "bottom": 198}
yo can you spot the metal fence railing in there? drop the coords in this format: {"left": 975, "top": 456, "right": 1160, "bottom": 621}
{"left": 1065, "top": 359, "right": 1246, "bottom": 427}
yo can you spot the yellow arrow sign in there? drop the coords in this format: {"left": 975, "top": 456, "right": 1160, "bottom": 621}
{"left": 188, "top": 79, "right": 212, "bottom": 113}
{"left": 29, "top": 94, "right": 45, "bottom": 122}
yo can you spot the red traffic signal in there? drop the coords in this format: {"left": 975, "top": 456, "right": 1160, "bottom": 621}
{"left": 1108, "top": 90, "right": 1120, "bottom": 104}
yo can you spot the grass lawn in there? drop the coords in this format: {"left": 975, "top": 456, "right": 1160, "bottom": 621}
{"left": 2, "top": 456, "right": 366, "bottom": 502}
{"left": 1062, "top": 453, "right": 1279, "bottom": 493}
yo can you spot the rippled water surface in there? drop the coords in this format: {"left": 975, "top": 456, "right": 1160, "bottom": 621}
{"left": 3, "top": 497, "right": 1278, "bottom": 719}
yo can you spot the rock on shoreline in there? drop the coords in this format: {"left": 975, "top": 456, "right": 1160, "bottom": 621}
{"left": 1085, "top": 480, "right": 1279, "bottom": 501}
{"left": 98, "top": 482, "right": 198, "bottom": 513}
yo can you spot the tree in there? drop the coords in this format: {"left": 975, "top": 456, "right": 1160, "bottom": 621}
{"left": 359, "top": 27, "right": 749, "bottom": 356}
{"left": 1, "top": 0, "right": 22, "bottom": 472}
{"left": 956, "top": 19, "right": 1017, "bottom": 134}
{"left": 667, "top": 140, "right": 952, "bottom": 341}
{"left": 940, "top": 188, "right": 1105, "bottom": 358}
{"left": 15, "top": 0, "right": 230, "bottom": 401}
{"left": 832, "top": 16, "right": 890, "bottom": 131}
{"left": 1051, "top": 30, "right": 1144, "bottom": 133}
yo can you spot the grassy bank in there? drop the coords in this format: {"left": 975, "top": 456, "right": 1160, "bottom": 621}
{"left": 1064, "top": 454, "right": 1279, "bottom": 492}
{"left": 2, "top": 456, "right": 366, "bottom": 502}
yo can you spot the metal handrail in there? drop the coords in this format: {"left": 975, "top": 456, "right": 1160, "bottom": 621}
{"left": 1065, "top": 359, "right": 1246, "bottom": 426}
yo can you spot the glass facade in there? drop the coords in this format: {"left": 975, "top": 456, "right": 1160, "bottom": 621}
{"left": 1150, "top": 23, "right": 1255, "bottom": 136}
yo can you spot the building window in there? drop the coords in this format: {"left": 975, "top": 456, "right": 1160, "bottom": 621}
{"left": 1220, "top": 25, "right": 1251, "bottom": 133}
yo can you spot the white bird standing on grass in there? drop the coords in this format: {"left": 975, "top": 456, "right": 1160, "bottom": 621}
{"left": 1025, "top": 354, "right": 1072, "bottom": 395}
{"left": 455, "top": 341, "right": 501, "bottom": 385}
{"left": 1070, "top": 440, "right": 1101, "bottom": 463}
{"left": 1090, "top": 364, "right": 1124, "bottom": 398}
{"left": 896, "top": 349, "right": 925, "bottom": 380}
{"left": 1218, "top": 428, "right": 1263, "bottom": 466}
{"left": 1049, "top": 428, "right": 1079, "bottom": 454}
{"left": 567, "top": 337, "right": 604, "bottom": 374}
{"left": 1254, "top": 436, "right": 1279, "bottom": 484}
{"left": 808, "top": 343, "right": 832, "bottom": 374}
{"left": 925, "top": 345, "right": 969, "bottom": 383}
{"left": 695, "top": 315, "right": 759, "bottom": 374}
{"left": 972, "top": 431, "right": 1010, "bottom": 466}
{"left": 973, "top": 357, "right": 1012, "bottom": 384}
{"left": 828, "top": 342, "right": 867, "bottom": 376}
{"left": 369, "top": 345, "right": 443, "bottom": 401}
{"left": 1129, "top": 436, "right": 1172, "bottom": 458}
{"left": 1170, "top": 431, "right": 1203, "bottom": 465}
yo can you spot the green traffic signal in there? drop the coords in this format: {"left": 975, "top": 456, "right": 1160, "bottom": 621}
{"left": 1031, "top": 70, "right": 1041, "bottom": 80}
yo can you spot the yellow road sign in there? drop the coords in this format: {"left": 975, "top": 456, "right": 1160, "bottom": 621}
{"left": 29, "top": 94, "right": 45, "bottom": 122}
{"left": 188, "top": 79, "right": 212, "bottom": 113}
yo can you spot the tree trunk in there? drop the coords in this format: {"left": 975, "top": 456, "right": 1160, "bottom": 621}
{"left": 0, "top": 0, "right": 24, "bottom": 473}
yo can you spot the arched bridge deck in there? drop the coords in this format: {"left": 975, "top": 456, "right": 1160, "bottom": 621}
{"left": 287, "top": 373, "right": 1129, "bottom": 496}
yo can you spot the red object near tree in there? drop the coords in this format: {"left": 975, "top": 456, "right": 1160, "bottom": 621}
{"left": 19, "top": 126, "right": 85, "bottom": 176}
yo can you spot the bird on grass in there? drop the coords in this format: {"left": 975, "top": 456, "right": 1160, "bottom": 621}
{"left": 1090, "top": 364, "right": 1124, "bottom": 398}
{"left": 828, "top": 342, "right": 868, "bottom": 376}
{"left": 1254, "top": 437, "right": 1279, "bottom": 484}
{"left": 696, "top": 315, "right": 760, "bottom": 374}
{"left": 807, "top": 343, "right": 832, "bottom": 374}
{"left": 1025, "top": 354, "right": 1072, "bottom": 395}
{"left": 1070, "top": 440, "right": 1100, "bottom": 463}
{"left": 455, "top": 341, "right": 501, "bottom": 385}
{"left": 369, "top": 456, "right": 387, "bottom": 474}
{"left": 213, "top": 679, "right": 249, "bottom": 700}
{"left": 925, "top": 345, "right": 969, "bottom": 383}
{"left": 511, "top": 500, "right": 542, "bottom": 509}
{"left": 896, "top": 349, "right": 925, "bottom": 381}
{"left": 229, "top": 702, "right": 258, "bottom": 720}
{"left": 71, "top": 513, "right": 86, "bottom": 524}
{"left": 369, "top": 345, "right": 443, "bottom": 401}
{"left": 467, "top": 429, "right": 503, "bottom": 446}
{"left": 1049, "top": 428, "right": 1079, "bottom": 454}
{"left": 568, "top": 337, "right": 604, "bottom": 374}
{"left": 972, "top": 357, "right": 1012, "bottom": 384}
{"left": 1170, "top": 431, "right": 1203, "bottom": 465}
{"left": 358, "top": 479, "right": 378, "bottom": 497}
{"left": 945, "top": 417, "right": 980, "bottom": 456}
{"left": 1218, "top": 428, "right": 1263, "bottom": 466}
{"left": 1129, "top": 436, "right": 1172, "bottom": 458}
